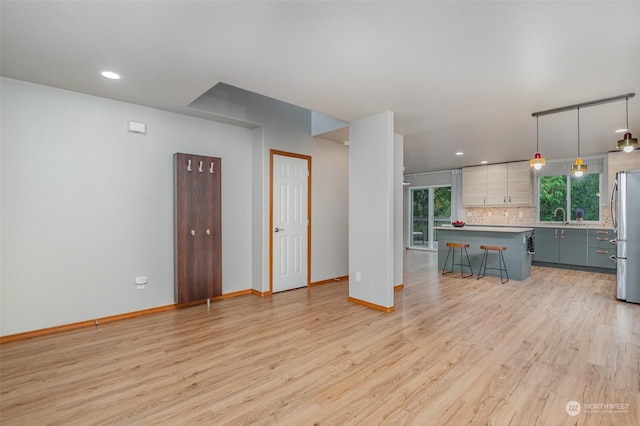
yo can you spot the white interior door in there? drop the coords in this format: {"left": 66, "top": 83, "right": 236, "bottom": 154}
{"left": 272, "top": 154, "right": 309, "bottom": 292}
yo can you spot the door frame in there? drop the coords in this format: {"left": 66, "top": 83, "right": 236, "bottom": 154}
{"left": 269, "top": 149, "right": 312, "bottom": 294}
{"left": 410, "top": 184, "right": 451, "bottom": 250}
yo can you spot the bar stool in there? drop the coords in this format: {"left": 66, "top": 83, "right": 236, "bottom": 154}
{"left": 442, "top": 243, "right": 473, "bottom": 278}
{"left": 477, "top": 245, "right": 509, "bottom": 284}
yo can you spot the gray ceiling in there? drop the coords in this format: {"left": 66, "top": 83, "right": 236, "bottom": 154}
{"left": 2, "top": 1, "right": 639, "bottom": 174}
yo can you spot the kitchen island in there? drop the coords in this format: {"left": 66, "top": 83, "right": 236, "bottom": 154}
{"left": 435, "top": 226, "right": 534, "bottom": 280}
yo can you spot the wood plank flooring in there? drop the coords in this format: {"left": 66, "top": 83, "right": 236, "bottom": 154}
{"left": 1, "top": 250, "right": 639, "bottom": 425}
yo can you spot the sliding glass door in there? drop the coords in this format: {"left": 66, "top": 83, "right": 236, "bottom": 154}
{"left": 411, "top": 186, "right": 451, "bottom": 250}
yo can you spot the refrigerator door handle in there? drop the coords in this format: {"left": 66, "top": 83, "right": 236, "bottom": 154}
{"left": 610, "top": 175, "right": 618, "bottom": 234}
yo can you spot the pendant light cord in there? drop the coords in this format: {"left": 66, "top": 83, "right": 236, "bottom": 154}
{"left": 626, "top": 97, "right": 629, "bottom": 130}
{"left": 577, "top": 107, "right": 581, "bottom": 157}
{"left": 536, "top": 116, "right": 539, "bottom": 151}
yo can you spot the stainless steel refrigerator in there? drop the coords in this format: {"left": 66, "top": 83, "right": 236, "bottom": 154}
{"left": 611, "top": 169, "right": 640, "bottom": 303}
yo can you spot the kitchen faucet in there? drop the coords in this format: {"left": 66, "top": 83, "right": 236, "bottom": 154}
{"left": 554, "top": 207, "right": 567, "bottom": 225}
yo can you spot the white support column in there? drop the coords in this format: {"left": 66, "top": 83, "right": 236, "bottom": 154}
{"left": 348, "top": 111, "right": 395, "bottom": 309}
{"left": 394, "top": 133, "right": 404, "bottom": 288}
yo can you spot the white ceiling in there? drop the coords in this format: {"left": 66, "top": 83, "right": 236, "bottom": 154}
{"left": 2, "top": 1, "right": 639, "bottom": 174}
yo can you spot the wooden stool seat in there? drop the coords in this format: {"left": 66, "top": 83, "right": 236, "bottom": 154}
{"left": 480, "top": 245, "right": 506, "bottom": 251}
{"left": 477, "top": 245, "right": 509, "bottom": 284}
{"left": 442, "top": 242, "right": 473, "bottom": 278}
{"left": 446, "top": 243, "right": 470, "bottom": 249}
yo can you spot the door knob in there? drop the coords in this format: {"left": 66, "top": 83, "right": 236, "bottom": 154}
{"left": 274, "top": 227, "right": 285, "bottom": 233}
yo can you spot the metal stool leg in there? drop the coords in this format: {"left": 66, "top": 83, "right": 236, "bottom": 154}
{"left": 499, "top": 250, "right": 509, "bottom": 284}
{"left": 462, "top": 247, "right": 473, "bottom": 278}
{"left": 442, "top": 246, "right": 453, "bottom": 275}
{"left": 477, "top": 248, "right": 488, "bottom": 280}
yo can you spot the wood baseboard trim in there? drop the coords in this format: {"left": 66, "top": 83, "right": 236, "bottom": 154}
{"left": 347, "top": 297, "right": 395, "bottom": 313}
{"left": 251, "top": 289, "right": 271, "bottom": 297}
{"left": 309, "top": 275, "right": 348, "bottom": 287}
{"left": 1, "top": 289, "right": 254, "bottom": 344}
{"left": 394, "top": 284, "right": 404, "bottom": 291}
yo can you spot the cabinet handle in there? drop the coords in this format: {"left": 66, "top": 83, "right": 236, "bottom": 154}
{"left": 187, "top": 159, "right": 192, "bottom": 172}
{"left": 554, "top": 229, "right": 558, "bottom": 238}
{"left": 206, "top": 229, "right": 211, "bottom": 235}
{"left": 561, "top": 229, "right": 565, "bottom": 238}
{"left": 190, "top": 230, "right": 196, "bottom": 236}
{"left": 596, "top": 231, "right": 607, "bottom": 234}
{"left": 484, "top": 197, "right": 486, "bottom": 204}
{"left": 210, "top": 162, "right": 214, "bottom": 173}
{"left": 597, "top": 237, "right": 608, "bottom": 241}
{"left": 509, "top": 196, "right": 511, "bottom": 203}
{"left": 504, "top": 196, "right": 506, "bottom": 203}
{"left": 198, "top": 161, "right": 203, "bottom": 172}
{"left": 596, "top": 250, "right": 608, "bottom": 254}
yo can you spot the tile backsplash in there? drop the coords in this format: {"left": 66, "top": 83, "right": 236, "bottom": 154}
{"left": 462, "top": 207, "right": 537, "bottom": 225}
{"left": 462, "top": 206, "right": 612, "bottom": 228}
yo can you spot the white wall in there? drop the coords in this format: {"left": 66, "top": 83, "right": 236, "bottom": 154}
{"left": 0, "top": 78, "right": 254, "bottom": 335}
{"left": 190, "top": 84, "right": 349, "bottom": 291}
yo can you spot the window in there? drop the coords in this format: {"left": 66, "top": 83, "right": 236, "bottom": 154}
{"left": 539, "top": 174, "right": 600, "bottom": 222}
{"left": 537, "top": 156, "right": 604, "bottom": 223}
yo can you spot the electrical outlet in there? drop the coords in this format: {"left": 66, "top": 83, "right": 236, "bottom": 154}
{"left": 355, "top": 272, "right": 362, "bottom": 282}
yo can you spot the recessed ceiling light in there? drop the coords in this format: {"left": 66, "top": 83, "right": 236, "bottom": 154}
{"left": 615, "top": 128, "right": 628, "bottom": 133}
{"left": 101, "top": 71, "right": 121, "bottom": 80}
{"left": 480, "top": 160, "right": 488, "bottom": 164}
{"left": 455, "top": 152, "right": 464, "bottom": 156}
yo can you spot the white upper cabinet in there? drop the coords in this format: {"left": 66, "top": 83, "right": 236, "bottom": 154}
{"left": 462, "top": 165, "right": 488, "bottom": 206}
{"left": 463, "top": 161, "right": 531, "bottom": 207}
{"left": 505, "top": 161, "right": 532, "bottom": 205}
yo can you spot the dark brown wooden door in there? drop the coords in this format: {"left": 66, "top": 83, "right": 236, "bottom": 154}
{"left": 174, "top": 153, "right": 222, "bottom": 303}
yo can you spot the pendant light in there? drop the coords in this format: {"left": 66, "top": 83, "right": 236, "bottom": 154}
{"left": 529, "top": 116, "right": 546, "bottom": 169}
{"left": 617, "top": 97, "right": 638, "bottom": 153}
{"left": 571, "top": 107, "right": 587, "bottom": 177}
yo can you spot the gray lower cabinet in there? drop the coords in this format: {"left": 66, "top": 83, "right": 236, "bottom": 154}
{"left": 587, "top": 229, "right": 616, "bottom": 269}
{"left": 534, "top": 227, "right": 588, "bottom": 265}
{"left": 533, "top": 228, "right": 561, "bottom": 263}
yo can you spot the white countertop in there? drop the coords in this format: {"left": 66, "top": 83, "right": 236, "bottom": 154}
{"left": 435, "top": 225, "right": 534, "bottom": 233}
{"left": 528, "top": 223, "right": 612, "bottom": 230}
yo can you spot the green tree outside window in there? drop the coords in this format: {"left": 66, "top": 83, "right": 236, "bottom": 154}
{"left": 539, "top": 174, "right": 600, "bottom": 222}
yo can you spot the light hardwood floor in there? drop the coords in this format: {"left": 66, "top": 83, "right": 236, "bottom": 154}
{"left": 1, "top": 250, "right": 638, "bottom": 425}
